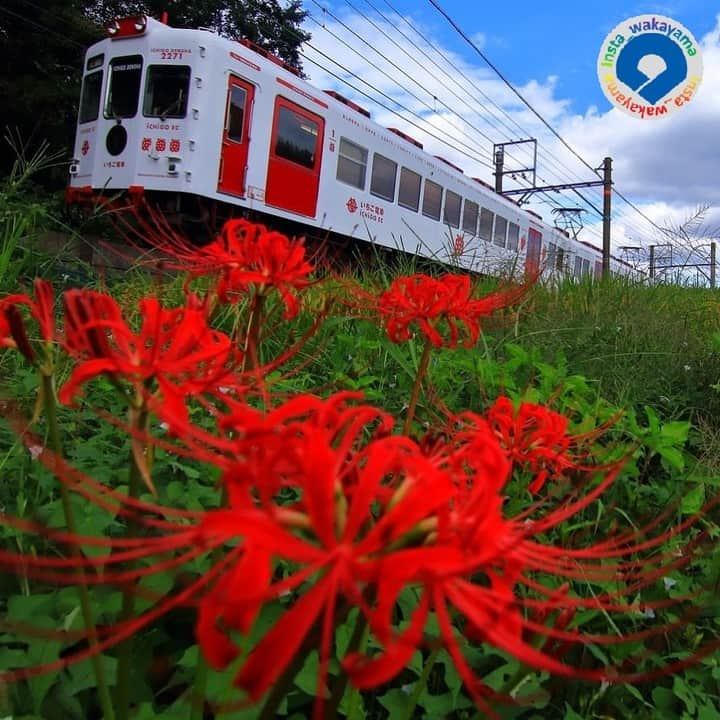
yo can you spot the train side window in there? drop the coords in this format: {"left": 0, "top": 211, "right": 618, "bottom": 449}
{"left": 581, "top": 258, "right": 591, "bottom": 276}
{"left": 462, "top": 199, "right": 478, "bottom": 234}
{"left": 105, "top": 55, "right": 143, "bottom": 119}
{"left": 574, "top": 256, "right": 583, "bottom": 278}
{"left": 143, "top": 65, "right": 191, "bottom": 119}
{"left": 493, "top": 216, "right": 508, "bottom": 247}
{"left": 370, "top": 153, "right": 398, "bottom": 202}
{"left": 275, "top": 106, "right": 319, "bottom": 169}
{"left": 546, "top": 241, "right": 557, "bottom": 268}
{"left": 337, "top": 137, "right": 367, "bottom": 189}
{"left": 478, "top": 208, "right": 494, "bottom": 241}
{"left": 422, "top": 180, "right": 443, "bottom": 221}
{"left": 507, "top": 222, "right": 520, "bottom": 251}
{"left": 556, "top": 247, "right": 565, "bottom": 271}
{"left": 443, "top": 190, "right": 461, "bottom": 228}
{"left": 79, "top": 70, "right": 103, "bottom": 123}
{"left": 398, "top": 167, "right": 421, "bottom": 211}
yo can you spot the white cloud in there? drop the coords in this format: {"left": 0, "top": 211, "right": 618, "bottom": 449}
{"left": 301, "top": 9, "right": 720, "bottom": 254}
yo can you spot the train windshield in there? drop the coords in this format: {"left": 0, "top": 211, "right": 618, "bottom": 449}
{"left": 105, "top": 55, "right": 143, "bottom": 118}
{"left": 79, "top": 70, "right": 103, "bottom": 124}
{"left": 143, "top": 66, "right": 191, "bottom": 119}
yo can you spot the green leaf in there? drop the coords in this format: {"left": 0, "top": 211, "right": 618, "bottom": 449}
{"left": 681, "top": 483, "right": 705, "bottom": 515}
{"left": 65, "top": 655, "right": 117, "bottom": 696}
{"left": 563, "top": 704, "right": 585, "bottom": 720}
{"left": 377, "top": 688, "right": 411, "bottom": 715}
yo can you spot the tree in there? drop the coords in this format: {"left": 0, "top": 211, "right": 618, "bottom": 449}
{"left": 0, "top": 0, "right": 102, "bottom": 177}
{"left": 85, "top": 0, "right": 310, "bottom": 71}
{"left": 0, "top": 0, "right": 311, "bottom": 183}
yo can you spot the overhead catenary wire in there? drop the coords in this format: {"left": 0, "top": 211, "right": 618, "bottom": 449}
{"left": 12, "top": 0, "right": 666, "bottom": 247}
{"left": 423, "top": 0, "right": 673, "bottom": 244}
{"left": 305, "top": 2, "right": 660, "bottom": 246}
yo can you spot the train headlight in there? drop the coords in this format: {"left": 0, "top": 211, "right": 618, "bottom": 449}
{"left": 107, "top": 20, "right": 120, "bottom": 36}
{"left": 134, "top": 17, "right": 146, "bottom": 32}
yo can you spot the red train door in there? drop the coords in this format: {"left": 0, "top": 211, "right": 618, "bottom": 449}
{"left": 526, "top": 228, "right": 542, "bottom": 273}
{"left": 218, "top": 75, "right": 255, "bottom": 196}
{"left": 265, "top": 97, "right": 324, "bottom": 217}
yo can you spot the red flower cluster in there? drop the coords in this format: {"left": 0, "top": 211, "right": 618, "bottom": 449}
{"left": 60, "top": 290, "right": 237, "bottom": 423}
{"left": 0, "top": 279, "right": 55, "bottom": 362}
{"left": 372, "top": 272, "right": 530, "bottom": 348}
{"left": 0, "top": 219, "right": 714, "bottom": 720}
{"left": 485, "top": 396, "right": 592, "bottom": 493}
{"left": 133, "top": 216, "right": 314, "bottom": 318}
{"left": 0, "top": 391, "right": 709, "bottom": 718}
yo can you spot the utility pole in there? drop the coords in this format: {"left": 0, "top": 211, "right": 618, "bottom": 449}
{"left": 494, "top": 146, "right": 505, "bottom": 193}
{"left": 711, "top": 242, "right": 716, "bottom": 289}
{"left": 649, "top": 244, "right": 655, "bottom": 281}
{"left": 602, "top": 156, "right": 612, "bottom": 279}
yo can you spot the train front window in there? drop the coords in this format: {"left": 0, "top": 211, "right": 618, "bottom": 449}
{"left": 275, "top": 107, "right": 318, "bottom": 169}
{"left": 143, "top": 66, "right": 190, "bottom": 119}
{"left": 79, "top": 70, "right": 103, "bottom": 124}
{"left": 105, "top": 55, "right": 143, "bottom": 118}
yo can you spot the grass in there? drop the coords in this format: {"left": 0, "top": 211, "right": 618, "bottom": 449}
{"left": 0, "top": 188, "right": 719, "bottom": 719}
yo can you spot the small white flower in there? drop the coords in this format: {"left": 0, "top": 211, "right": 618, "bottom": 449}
{"left": 684, "top": 364, "right": 691, "bottom": 372}
{"left": 28, "top": 444, "right": 43, "bottom": 460}
{"left": 218, "top": 386, "right": 230, "bottom": 395}
{"left": 663, "top": 576, "right": 678, "bottom": 590}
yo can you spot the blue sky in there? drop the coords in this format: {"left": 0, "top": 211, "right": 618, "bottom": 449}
{"left": 377, "top": 0, "right": 714, "bottom": 114}
{"left": 301, "top": 1, "right": 720, "bottom": 250}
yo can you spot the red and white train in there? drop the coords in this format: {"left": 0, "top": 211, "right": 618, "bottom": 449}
{"left": 68, "top": 14, "right": 630, "bottom": 279}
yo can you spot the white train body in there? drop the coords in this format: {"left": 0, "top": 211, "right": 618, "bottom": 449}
{"left": 69, "top": 15, "right": 630, "bottom": 279}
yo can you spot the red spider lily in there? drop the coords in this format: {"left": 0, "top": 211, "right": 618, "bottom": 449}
{"left": 485, "top": 396, "right": 612, "bottom": 493}
{"left": 0, "top": 279, "right": 55, "bottom": 362}
{"left": 125, "top": 215, "right": 314, "bottom": 319}
{"left": 365, "top": 272, "right": 532, "bottom": 348}
{"left": 60, "top": 289, "right": 238, "bottom": 422}
{"left": 1, "top": 392, "right": 717, "bottom": 719}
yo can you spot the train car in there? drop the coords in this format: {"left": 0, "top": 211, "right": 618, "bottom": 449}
{"left": 67, "top": 14, "right": 628, "bottom": 280}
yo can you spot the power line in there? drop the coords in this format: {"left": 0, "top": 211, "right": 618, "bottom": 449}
{"left": 423, "top": 0, "right": 670, "bottom": 244}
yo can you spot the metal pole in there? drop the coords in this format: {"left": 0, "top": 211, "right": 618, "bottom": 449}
{"left": 711, "top": 242, "right": 716, "bottom": 288}
{"left": 494, "top": 146, "right": 504, "bottom": 193}
{"left": 602, "top": 156, "right": 612, "bottom": 279}
{"left": 649, "top": 244, "right": 655, "bottom": 281}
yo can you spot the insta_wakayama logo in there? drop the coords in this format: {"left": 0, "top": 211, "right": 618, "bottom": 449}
{"left": 597, "top": 14, "right": 703, "bottom": 119}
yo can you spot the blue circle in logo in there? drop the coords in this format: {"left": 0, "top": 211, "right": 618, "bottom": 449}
{"left": 616, "top": 33, "right": 687, "bottom": 104}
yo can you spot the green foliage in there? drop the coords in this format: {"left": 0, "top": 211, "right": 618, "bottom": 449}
{"left": 0, "top": 219, "right": 719, "bottom": 719}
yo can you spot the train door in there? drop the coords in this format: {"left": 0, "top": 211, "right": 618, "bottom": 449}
{"left": 265, "top": 97, "right": 324, "bottom": 217}
{"left": 525, "top": 228, "right": 542, "bottom": 273}
{"left": 218, "top": 75, "right": 255, "bottom": 197}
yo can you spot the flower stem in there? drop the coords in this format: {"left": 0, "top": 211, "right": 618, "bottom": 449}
{"left": 325, "top": 611, "right": 368, "bottom": 717}
{"left": 115, "top": 406, "right": 149, "bottom": 720}
{"left": 241, "top": 293, "right": 265, "bottom": 373}
{"left": 41, "top": 373, "right": 116, "bottom": 720}
{"left": 399, "top": 646, "right": 440, "bottom": 720}
{"left": 403, "top": 338, "right": 433, "bottom": 435}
